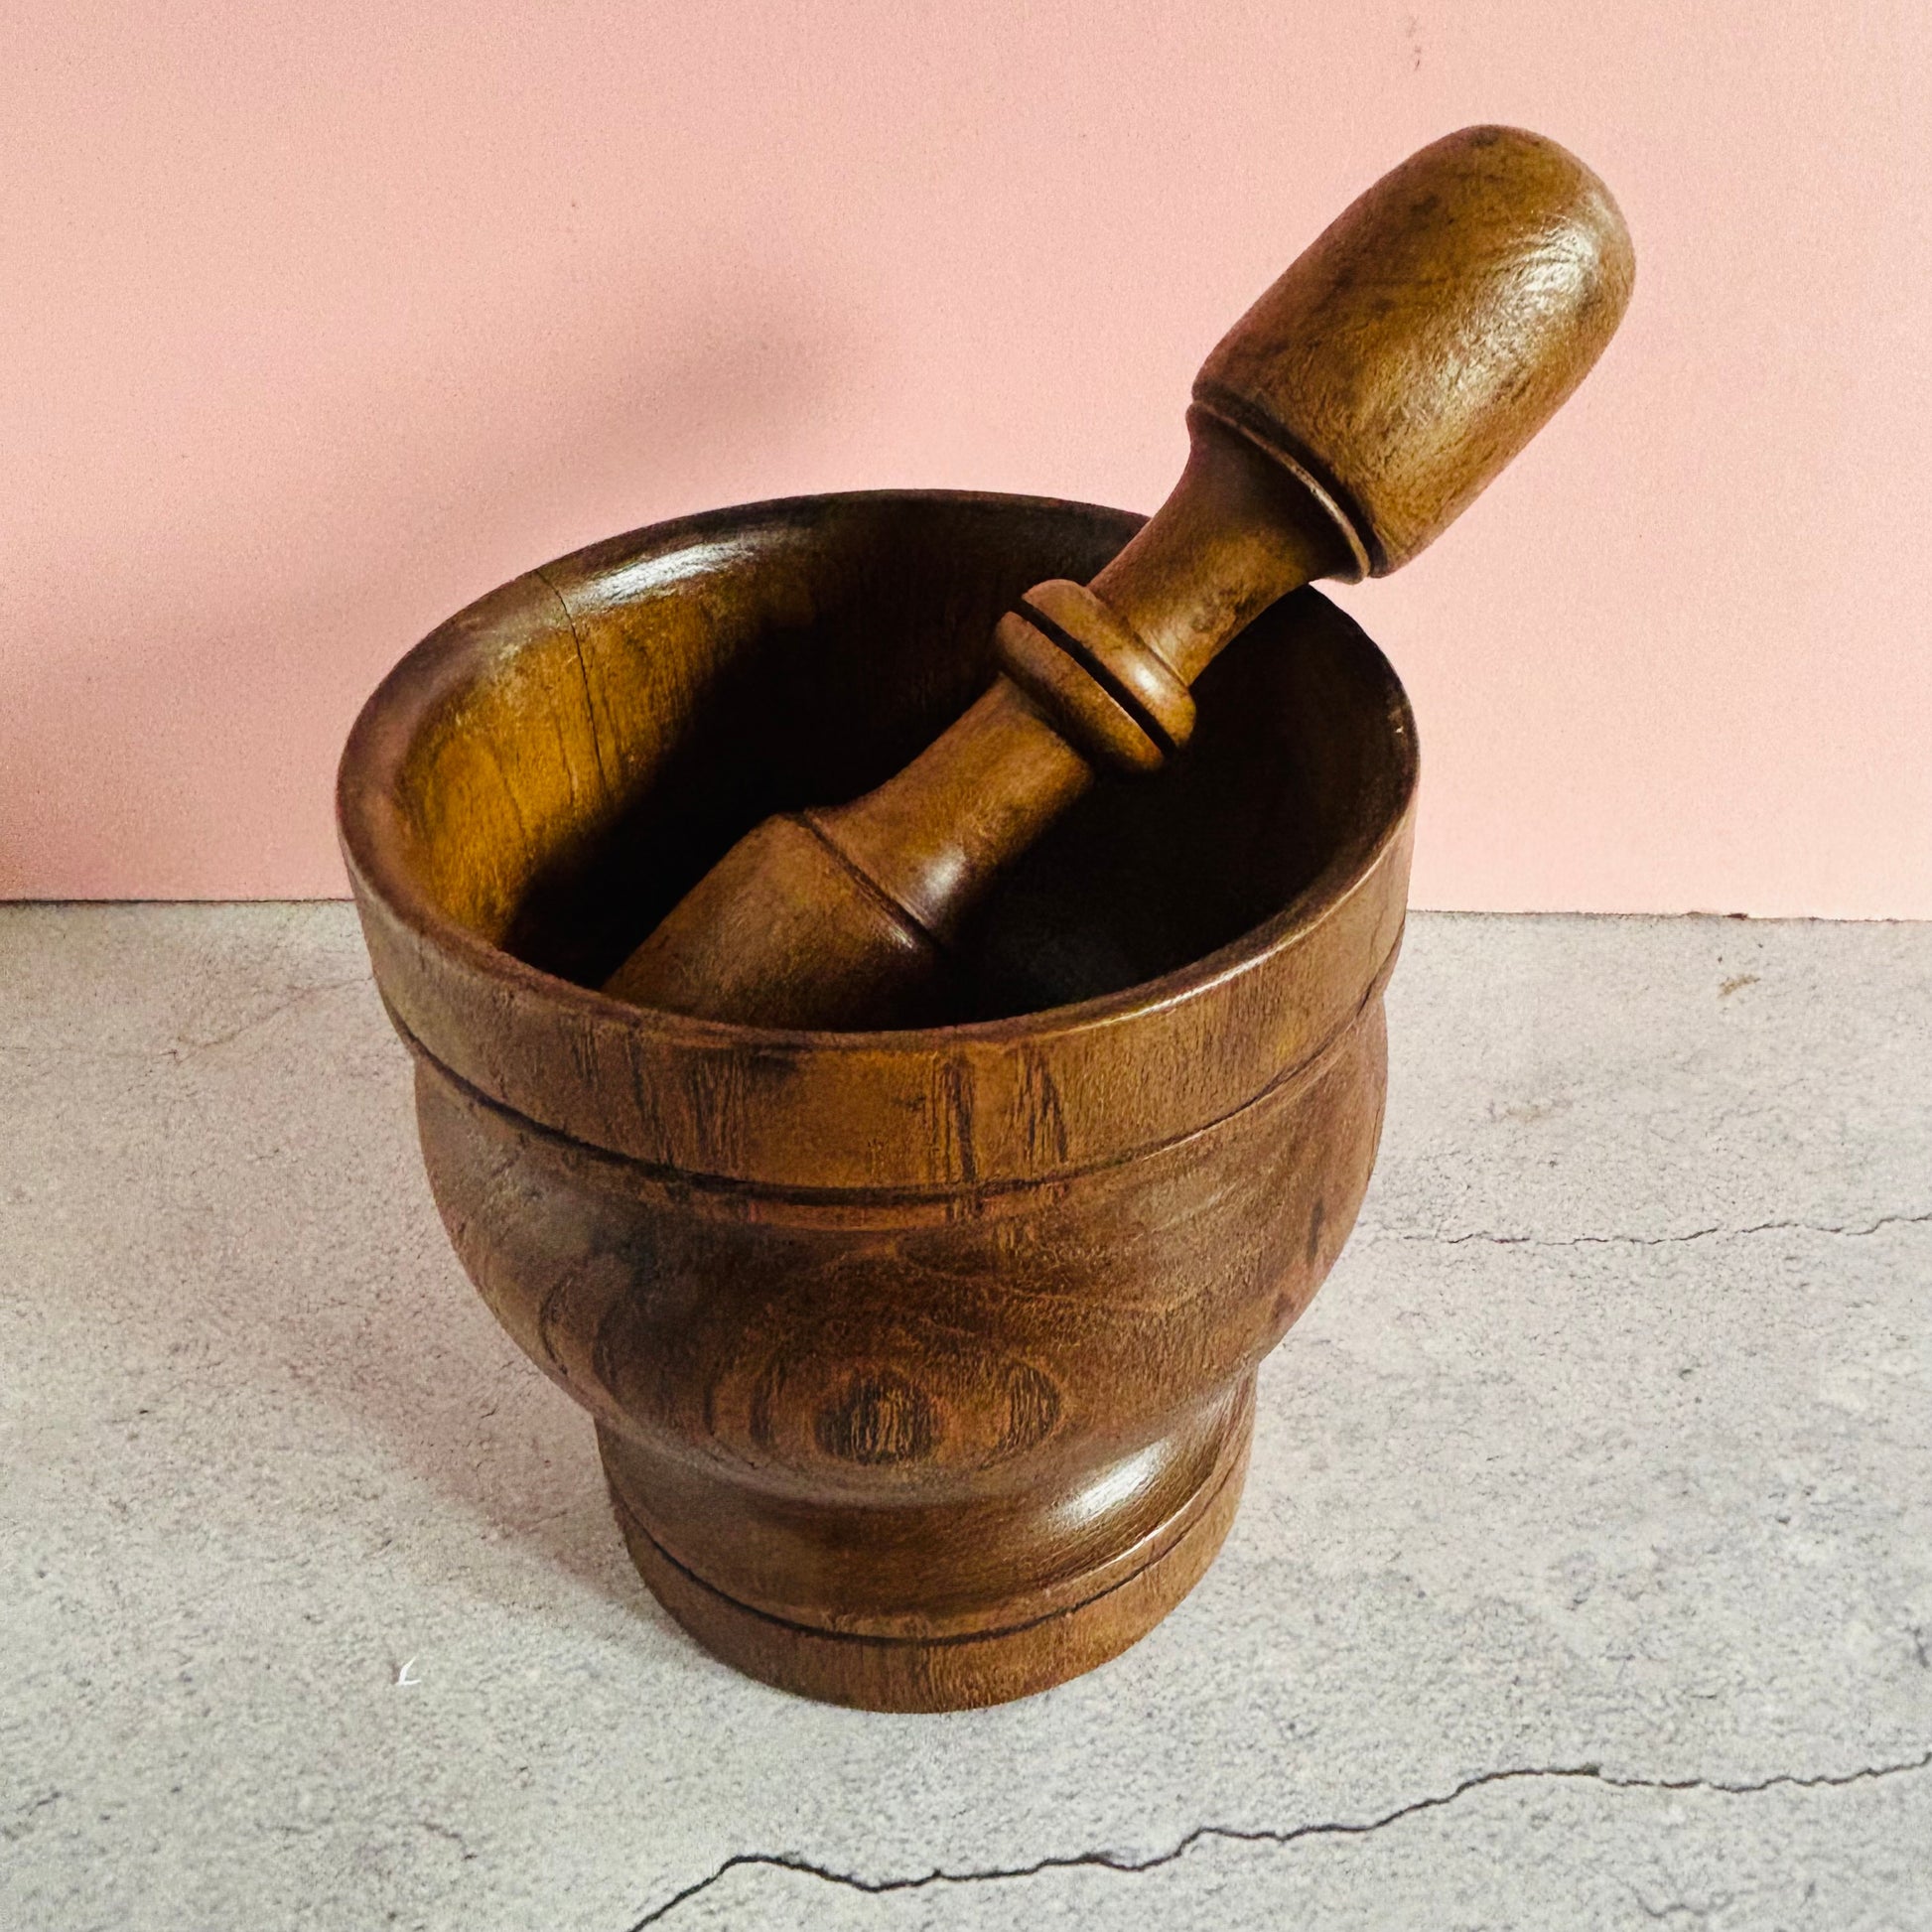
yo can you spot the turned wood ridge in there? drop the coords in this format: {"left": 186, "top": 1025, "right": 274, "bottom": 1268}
{"left": 604, "top": 125, "right": 1634, "bottom": 1029}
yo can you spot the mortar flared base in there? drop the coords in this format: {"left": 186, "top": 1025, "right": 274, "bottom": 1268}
{"left": 602, "top": 1401, "right": 1254, "bottom": 1712}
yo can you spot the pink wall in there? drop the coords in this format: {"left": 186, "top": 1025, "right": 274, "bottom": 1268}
{"left": 5, "top": 2, "right": 1927, "bottom": 914}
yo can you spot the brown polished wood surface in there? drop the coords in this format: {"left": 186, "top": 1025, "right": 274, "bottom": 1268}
{"left": 602, "top": 125, "right": 1631, "bottom": 1029}
{"left": 338, "top": 491, "right": 1417, "bottom": 1707}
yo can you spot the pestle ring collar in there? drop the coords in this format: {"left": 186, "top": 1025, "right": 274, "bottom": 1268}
{"left": 994, "top": 580, "right": 1196, "bottom": 776}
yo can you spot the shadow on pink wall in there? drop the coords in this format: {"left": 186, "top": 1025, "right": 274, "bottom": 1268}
{"left": 0, "top": 266, "right": 865, "bottom": 897}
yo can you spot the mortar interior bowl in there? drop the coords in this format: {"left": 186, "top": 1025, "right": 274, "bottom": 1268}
{"left": 338, "top": 490, "right": 1418, "bottom": 1710}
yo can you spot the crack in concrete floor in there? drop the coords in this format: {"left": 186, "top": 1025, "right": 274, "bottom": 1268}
{"left": 626, "top": 1746, "right": 1932, "bottom": 1926}
{"left": 1364, "top": 1209, "right": 1932, "bottom": 1250}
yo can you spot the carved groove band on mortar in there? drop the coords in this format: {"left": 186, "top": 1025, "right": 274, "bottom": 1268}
{"left": 380, "top": 928, "right": 1400, "bottom": 1206}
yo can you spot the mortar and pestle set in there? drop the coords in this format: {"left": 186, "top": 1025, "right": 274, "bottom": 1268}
{"left": 339, "top": 127, "right": 1632, "bottom": 1709}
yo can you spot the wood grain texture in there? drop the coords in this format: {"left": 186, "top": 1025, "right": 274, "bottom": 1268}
{"left": 339, "top": 491, "right": 1416, "bottom": 1706}
{"left": 1193, "top": 124, "right": 1635, "bottom": 577}
{"left": 597, "top": 125, "right": 1627, "bottom": 1029}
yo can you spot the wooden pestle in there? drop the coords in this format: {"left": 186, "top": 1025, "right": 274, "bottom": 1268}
{"left": 604, "top": 125, "right": 1634, "bottom": 1029}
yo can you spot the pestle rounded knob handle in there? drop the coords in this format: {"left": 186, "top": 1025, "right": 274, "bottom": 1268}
{"left": 994, "top": 122, "right": 1636, "bottom": 747}
{"left": 603, "top": 126, "right": 1632, "bottom": 1029}
{"left": 1190, "top": 122, "right": 1635, "bottom": 580}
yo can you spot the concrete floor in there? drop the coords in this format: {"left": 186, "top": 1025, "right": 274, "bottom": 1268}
{"left": 2, "top": 904, "right": 1928, "bottom": 1931}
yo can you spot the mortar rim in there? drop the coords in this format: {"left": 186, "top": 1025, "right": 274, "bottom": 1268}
{"left": 339, "top": 485, "right": 1418, "bottom": 1061}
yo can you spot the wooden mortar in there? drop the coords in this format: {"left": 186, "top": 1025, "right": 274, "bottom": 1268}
{"left": 338, "top": 489, "right": 1416, "bottom": 1709}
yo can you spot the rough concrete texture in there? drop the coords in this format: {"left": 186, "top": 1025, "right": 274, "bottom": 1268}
{"left": 2, "top": 904, "right": 1928, "bottom": 1931}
